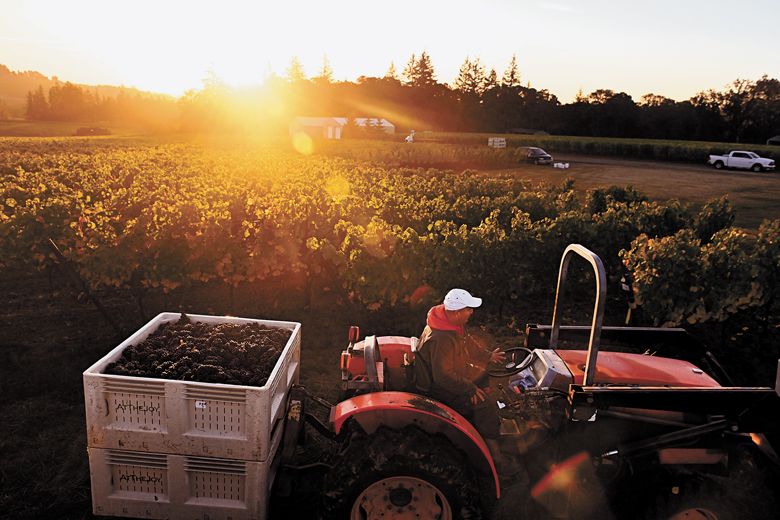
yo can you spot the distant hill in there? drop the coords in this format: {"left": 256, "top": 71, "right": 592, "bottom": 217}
{"left": 0, "top": 64, "right": 169, "bottom": 117}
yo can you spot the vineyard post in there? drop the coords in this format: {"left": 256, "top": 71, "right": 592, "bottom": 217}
{"left": 45, "top": 238, "right": 125, "bottom": 338}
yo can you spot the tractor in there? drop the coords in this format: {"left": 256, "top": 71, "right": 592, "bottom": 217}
{"left": 309, "top": 244, "right": 780, "bottom": 519}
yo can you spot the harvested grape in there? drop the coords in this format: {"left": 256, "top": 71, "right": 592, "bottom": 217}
{"left": 105, "top": 314, "right": 292, "bottom": 386}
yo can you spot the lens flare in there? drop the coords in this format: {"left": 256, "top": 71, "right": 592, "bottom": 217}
{"left": 531, "top": 452, "right": 609, "bottom": 518}
{"left": 409, "top": 284, "right": 434, "bottom": 305}
{"left": 363, "top": 221, "right": 396, "bottom": 259}
{"left": 291, "top": 132, "right": 314, "bottom": 155}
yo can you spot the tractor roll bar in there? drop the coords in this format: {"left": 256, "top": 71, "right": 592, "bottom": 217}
{"left": 549, "top": 244, "right": 606, "bottom": 387}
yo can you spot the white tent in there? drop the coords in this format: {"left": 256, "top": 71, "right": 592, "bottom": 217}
{"left": 350, "top": 118, "right": 395, "bottom": 135}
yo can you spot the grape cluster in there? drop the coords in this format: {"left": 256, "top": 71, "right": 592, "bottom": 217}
{"left": 105, "top": 314, "right": 292, "bottom": 386}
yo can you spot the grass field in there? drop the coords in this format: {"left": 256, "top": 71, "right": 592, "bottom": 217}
{"left": 0, "top": 119, "right": 153, "bottom": 137}
{"left": 425, "top": 131, "right": 780, "bottom": 160}
{"left": 489, "top": 153, "right": 780, "bottom": 229}
{"left": 314, "top": 136, "right": 780, "bottom": 229}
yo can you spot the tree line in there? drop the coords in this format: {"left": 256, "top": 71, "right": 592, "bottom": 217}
{"left": 25, "top": 82, "right": 178, "bottom": 131}
{"left": 24, "top": 53, "right": 780, "bottom": 143}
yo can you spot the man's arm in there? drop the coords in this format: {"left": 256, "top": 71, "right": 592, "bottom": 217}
{"left": 465, "top": 334, "right": 504, "bottom": 366}
{"left": 429, "top": 337, "right": 477, "bottom": 396}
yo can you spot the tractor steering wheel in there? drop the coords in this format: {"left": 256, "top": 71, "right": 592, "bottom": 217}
{"left": 487, "top": 347, "right": 535, "bottom": 377}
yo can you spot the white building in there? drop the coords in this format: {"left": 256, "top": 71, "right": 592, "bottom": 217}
{"left": 289, "top": 117, "right": 346, "bottom": 140}
{"left": 289, "top": 117, "right": 395, "bottom": 140}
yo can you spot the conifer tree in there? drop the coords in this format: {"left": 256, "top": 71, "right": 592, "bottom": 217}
{"left": 414, "top": 51, "right": 437, "bottom": 87}
{"left": 453, "top": 57, "right": 473, "bottom": 92}
{"left": 502, "top": 54, "right": 521, "bottom": 88}
{"left": 315, "top": 55, "right": 334, "bottom": 83}
{"left": 385, "top": 61, "right": 398, "bottom": 80}
{"left": 484, "top": 69, "right": 498, "bottom": 91}
{"left": 402, "top": 54, "right": 417, "bottom": 86}
{"left": 453, "top": 56, "right": 485, "bottom": 94}
{"left": 286, "top": 57, "right": 306, "bottom": 82}
{"left": 25, "top": 85, "right": 49, "bottom": 120}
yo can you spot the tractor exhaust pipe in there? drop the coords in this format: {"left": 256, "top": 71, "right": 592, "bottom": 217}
{"left": 347, "top": 325, "right": 360, "bottom": 354}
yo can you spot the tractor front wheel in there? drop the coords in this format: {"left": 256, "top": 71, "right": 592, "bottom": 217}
{"left": 320, "top": 425, "right": 485, "bottom": 519}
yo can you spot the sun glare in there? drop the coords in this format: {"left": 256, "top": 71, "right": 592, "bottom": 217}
{"left": 291, "top": 132, "right": 314, "bottom": 155}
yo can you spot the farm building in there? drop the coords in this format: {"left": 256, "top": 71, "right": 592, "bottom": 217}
{"left": 289, "top": 117, "right": 395, "bottom": 140}
{"left": 767, "top": 135, "right": 780, "bottom": 146}
{"left": 289, "top": 117, "right": 346, "bottom": 140}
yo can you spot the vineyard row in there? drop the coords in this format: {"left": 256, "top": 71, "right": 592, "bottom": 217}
{"left": 2, "top": 139, "right": 778, "bottom": 330}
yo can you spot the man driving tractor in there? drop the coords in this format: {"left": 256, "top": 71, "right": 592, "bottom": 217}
{"left": 414, "top": 288, "right": 521, "bottom": 476}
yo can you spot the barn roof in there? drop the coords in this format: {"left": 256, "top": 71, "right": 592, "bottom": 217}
{"left": 293, "top": 117, "right": 343, "bottom": 126}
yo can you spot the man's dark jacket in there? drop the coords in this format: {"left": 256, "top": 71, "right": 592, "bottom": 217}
{"left": 414, "top": 304, "right": 490, "bottom": 402}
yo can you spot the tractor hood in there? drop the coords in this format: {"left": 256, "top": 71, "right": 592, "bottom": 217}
{"left": 555, "top": 350, "right": 721, "bottom": 387}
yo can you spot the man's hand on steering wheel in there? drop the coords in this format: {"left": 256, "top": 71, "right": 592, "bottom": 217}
{"left": 489, "top": 348, "right": 505, "bottom": 364}
{"left": 486, "top": 346, "right": 535, "bottom": 377}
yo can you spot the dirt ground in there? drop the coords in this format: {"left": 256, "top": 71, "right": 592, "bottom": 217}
{"left": 4, "top": 267, "right": 777, "bottom": 520}
{"left": 500, "top": 154, "right": 780, "bottom": 229}
{"left": 0, "top": 265, "right": 560, "bottom": 519}
{"left": 0, "top": 269, "right": 330, "bottom": 519}
{"left": 4, "top": 249, "right": 633, "bottom": 519}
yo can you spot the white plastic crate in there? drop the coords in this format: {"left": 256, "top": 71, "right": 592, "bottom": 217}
{"left": 88, "top": 423, "right": 281, "bottom": 520}
{"left": 84, "top": 313, "right": 301, "bottom": 462}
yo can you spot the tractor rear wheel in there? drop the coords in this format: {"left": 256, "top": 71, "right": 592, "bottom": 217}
{"left": 320, "top": 425, "right": 485, "bottom": 519}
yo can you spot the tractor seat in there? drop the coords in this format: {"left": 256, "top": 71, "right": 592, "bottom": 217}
{"left": 349, "top": 336, "right": 418, "bottom": 392}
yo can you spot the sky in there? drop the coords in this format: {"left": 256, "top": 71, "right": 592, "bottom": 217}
{"left": 1, "top": 0, "right": 778, "bottom": 103}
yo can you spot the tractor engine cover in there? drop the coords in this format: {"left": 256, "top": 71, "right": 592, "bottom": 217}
{"left": 341, "top": 336, "right": 417, "bottom": 392}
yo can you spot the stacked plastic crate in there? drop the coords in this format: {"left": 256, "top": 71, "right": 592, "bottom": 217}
{"left": 83, "top": 313, "right": 302, "bottom": 520}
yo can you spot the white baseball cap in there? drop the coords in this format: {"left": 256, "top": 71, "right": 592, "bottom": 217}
{"left": 443, "top": 288, "right": 482, "bottom": 311}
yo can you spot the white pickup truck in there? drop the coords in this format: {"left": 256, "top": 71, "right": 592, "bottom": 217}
{"left": 708, "top": 150, "right": 775, "bottom": 172}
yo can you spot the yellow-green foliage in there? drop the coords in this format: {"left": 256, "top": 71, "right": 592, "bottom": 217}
{"left": 2, "top": 136, "right": 776, "bottom": 325}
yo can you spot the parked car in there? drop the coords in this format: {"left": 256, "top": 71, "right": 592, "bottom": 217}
{"left": 523, "top": 146, "right": 553, "bottom": 165}
{"left": 707, "top": 151, "right": 775, "bottom": 172}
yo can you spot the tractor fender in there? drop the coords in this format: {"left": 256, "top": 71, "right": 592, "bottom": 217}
{"left": 331, "top": 391, "right": 501, "bottom": 498}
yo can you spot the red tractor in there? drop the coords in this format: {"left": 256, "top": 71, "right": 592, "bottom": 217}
{"left": 304, "top": 244, "right": 780, "bottom": 519}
